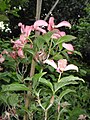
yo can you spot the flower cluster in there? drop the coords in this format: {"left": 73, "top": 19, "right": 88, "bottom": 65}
{"left": 11, "top": 17, "right": 74, "bottom": 59}
{"left": 43, "top": 59, "right": 78, "bottom": 73}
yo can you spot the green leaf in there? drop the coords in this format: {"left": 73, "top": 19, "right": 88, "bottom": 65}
{"left": 52, "top": 53, "right": 63, "bottom": 60}
{"left": 54, "top": 75, "right": 84, "bottom": 93}
{"left": 16, "top": 73, "right": 23, "bottom": 82}
{"left": 24, "top": 77, "right": 32, "bottom": 81}
{"left": 43, "top": 31, "right": 53, "bottom": 44}
{"left": 0, "top": 1, "right": 8, "bottom": 11}
{"left": 32, "top": 72, "right": 47, "bottom": 89}
{"left": 2, "top": 83, "right": 29, "bottom": 91}
{"left": 60, "top": 75, "right": 84, "bottom": 83}
{"left": 54, "top": 81, "right": 78, "bottom": 93}
{"left": 61, "top": 50, "right": 69, "bottom": 61}
{"left": 0, "top": 72, "right": 10, "bottom": 82}
{"left": 74, "top": 50, "right": 82, "bottom": 57}
{"left": 55, "top": 35, "right": 76, "bottom": 45}
{"left": 25, "top": 49, "right": 35, "bottom": 55}
{"left": 59, "top": 89, "right": 76, "bottom": 102}
{"left": 8, "top": 94, "right": 18, "bottom": 106}
{"left": 39, "top": 78, "right": 54, "bottom": 92}
{"left": 34, "top": 35, "right": 45, "bottom": 49}
{"left": 0, "top": 92, "right": 9, "bottom": 105}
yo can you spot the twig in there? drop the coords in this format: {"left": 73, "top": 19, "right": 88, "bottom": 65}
{"left": 44, "top": 0, "right": 60, "bottom": 21}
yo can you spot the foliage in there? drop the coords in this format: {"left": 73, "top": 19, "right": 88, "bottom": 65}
{"left": 0, "top": 0, "right": 90, "bottom": 120}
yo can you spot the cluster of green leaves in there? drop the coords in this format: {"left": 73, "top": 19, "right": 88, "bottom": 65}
{"left": 0, "top": 29, "right": 85, "bottom": 120}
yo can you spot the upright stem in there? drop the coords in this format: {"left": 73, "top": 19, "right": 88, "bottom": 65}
{"left": 58, "top": 72, "right": 61, "bottom": 82}
{"left": 23, "top": 60, "right": 35, "bottom": 120}
{"left": 45, "top": 110, "right": 48, "bottom": 120}
{"left": 23, "top": 1, "right": 42, "bottom": 119}
{"left": 57, "top": 111, "right": 61, "bottom": 120}
{"left": 36, "top": 0, "right": 42, "bottom": 20}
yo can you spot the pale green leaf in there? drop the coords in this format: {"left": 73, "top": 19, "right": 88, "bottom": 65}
{"left": 54, "top": 81, "right": 78, "bottom": 93}
{"left": 2, "top": 83, "right": 29, "bottom": 91}
{"left": 60, "top": 75, "right": 84, "bottom": 83}
{"left": 39, "top": 78, "right": 54, "bottom": 92}
{"left": 55, "top": 35, "right": 76, "bottom": 45}
{"left": 59, "top": 89, "right": 76, "bottom": 102}
{"left": 32, "top": 72, "right": 47, "bottom": 89}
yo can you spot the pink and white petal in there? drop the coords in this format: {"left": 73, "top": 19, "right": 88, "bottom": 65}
{"left": 17, "top": 48, "right": 25, "bottom": 58}
{"left": 48, "top": 17, "right": 54, "bottom": 31}
{"left": 35, "top": 27, "right": 47, "bottom": 34}
{"left": 58, "top": 59, "right": 67, "bottom": 71}
{"left": 2, "top": 49, "right": 8, "bottom": 55}
{"left": 48, "top": 17, "right": 54, "bottom": 26}
{"left": 18, "top": 23, "right": 25, "bottom": 33}
{"left": 51, "top": 33, "right": 61, "bottom": 39}
{"left": 43, "top": 59, "right": 57, "bottom": 69}
{"left": 59, "top": 31, "right": 66, "bottom": 36}
{"left": 25, "top": 25, "right": 34, "bottom": 36}
{"left": 62, "top": 43, "right": 74, "bottom": 51}
{"left": 34, "top": 20, "right": 48, "bottom": 29}
{"left": 0, "top": 54, "right": 5, "bottom": 63}
{"left": 10, "top": 51, "right": 17, "bottom": 59}
{"left": 55, "top": 21, "right": 71, "bottom": 29}
{"left": 64, "top": 64, "right": 78, "bottom": 72}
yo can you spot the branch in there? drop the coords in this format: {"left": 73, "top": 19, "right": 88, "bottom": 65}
{"left": 23, "top": 1, "right": 42, "bottom": 120}
{"left": 36, "top": 0, "right": 42, "bottom": 20}
{"left": 44, "top": 0, "right": 60, "bottom": 21}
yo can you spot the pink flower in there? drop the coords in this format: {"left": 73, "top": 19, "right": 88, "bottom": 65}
{"left": 17, "top": 48, "right": 25, "bottom": 58}
{"left": 44, "top": 59, "right": 78, "bottom": 73}
{"left": 1, "top": 49, "right": 8, "bottom": 55}
{"left": 19, "top": 34, "right": 28, "bottom": 44}
{"left": 51, "top": 29, "right": 66, "bottom": 39}
{"left": 48, "top": 17, "right": 71, "bottom": 39}
{"left": 11, "top": 39, "right": 24, "bottom": 49}
{"left": 34, "top": 20, "right": 48, "bottom": 34}
{"left": 0, "top": 54, "right": 5, "bottom": 63}
{"left": 48, "top": 17, "right": 71, "bottom": 31}
{"left": 10, "top": 51, "right": 17, "bottom": 59}
{"left": 62, "top": 43, "right": 74, "bottom": 54}
{"left": 18, "top": 23, "right": 34, "bottom": 36}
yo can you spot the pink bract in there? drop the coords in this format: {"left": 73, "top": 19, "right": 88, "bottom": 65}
{"left": 10, "top": 51, "right": 17, "bottom": 59}
{"left": 44, "top": 59, "right": 78, "bottom": 73}
{"left": 51, "top": 29, "right": 66, "bottom": 39}
{"left": 62, "top": 43, "right": 74, "bottom": 54}
{"left": 34, "top": 20, "right": 48, "bottom": 34}
{"left": 48, "top": 17, "right": 71, "bottom": 31}
{"left": 0, "top": 54, "right": 5, "bottom": 63}
{"left": 17, "top": 48, "right": 25, "bottom": 58}
{"left": 18, "top": 22, "right": 34, "bottom": 36}
{"left": 43, "top": 59, "right": 57, "bottom": 69}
